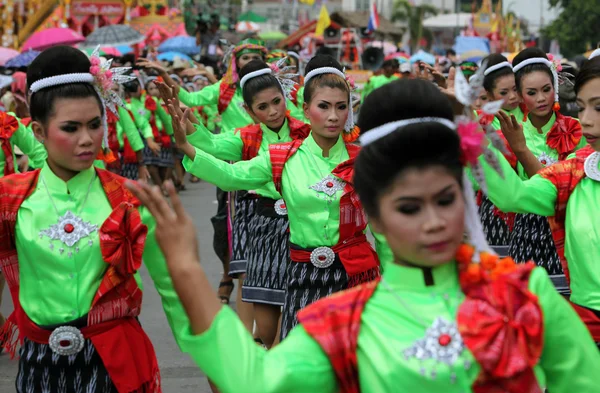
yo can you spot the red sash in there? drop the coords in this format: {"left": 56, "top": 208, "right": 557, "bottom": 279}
{"left": 538, "top": 147, "right": 594, "bottom": 284}
{"left": 269, "top": 140, "right": 380, "bottom": 282}
{"left": 570, "top": 302, "right": 600, "bottom": 342}
{"left": 0, "top": 169, "right": 161, "bottom": 393}
{"left": 0, "top": 112, "right": 19, "bottom": 176}
{"left": 218, "top": 82, "right": 237, "bottom": 115}
{"left": 122, "top": 108, "right": 139, "bottom": 164}
{"left": 298, "top": 280, "right": 380, "bottom": 393}
{"left": 546, "top": 113, "right": 582, "bottom": 160}
{"left": 237, "top": 112, "right": 311, "bottom": 161}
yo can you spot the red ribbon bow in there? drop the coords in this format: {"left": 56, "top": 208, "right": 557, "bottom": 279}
{"left": 144, "top": 96, "right": 157, "bottom": 112}
{"left": 546, "top": 114, "right": 582, "bottom": 160}
{"left": 457, "top": 264, "right": 544, "bottom": 393}
{"left": 100, "top": 202, "right": 148, "bottom": 276}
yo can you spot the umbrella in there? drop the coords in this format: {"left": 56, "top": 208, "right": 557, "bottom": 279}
{"left": 5, "top": 50, "right": 40, "bottom": 68}
{"left": 0, "top": 48, "right": 19, "bottom": 66}
{"left": 82, "top": 24, "right": 144, "bottom": 47}
{"left": 385, "top": 52, "right": 409, "bottom": 62}
{"left": 116, "top": 45, "right": 133, "bottom": 55}
{"left": 157, "top": 51, "right": 192, "bottom": 62}
{"left": 158, "top": 36, "right": 200, "bottom": 56}
{"left": 461, "top": 49, "right": 488, "bottom": 63}
{"left": 410, "top": 50, "right": 435, "bottom": 65}
{"left": 238, "top": 11, "right": 267, "bottom": 23}
{"left": 21, "top": 28, "right": 84, "bottom": 51}
{"left": 235, "top": 21, "right": 260, "bottom": 33}
{"left": 369, "top": 41, "right": 398, "bottom": 56}
{"left": 83, "top": 47, "right": 122, "bottom": 57}
{"left": 258, "top": 31, "right": 287, "bottom": 41}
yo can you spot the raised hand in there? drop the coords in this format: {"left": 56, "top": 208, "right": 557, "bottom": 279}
{"left": 137, "top": 58, "right": 167, "bottom": 74}
{"left": 167, "top": 99, "right": 196, "bottom": 160}
{"left": 496, "top": 111, "right": 526, "bottom": 152}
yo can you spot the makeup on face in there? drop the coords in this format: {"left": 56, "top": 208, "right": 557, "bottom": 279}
{"left": 492, "top": 74, "right": 520, "bottom": 111}
{"left": 576, "top": 78, "right": 600, "bottom": 151}
{"left": 249, "top": 87, "right": 286, "bottom": 131}
{"left": 304, "top": 86, "right": 349, "bottom": 140}
{"left": 520, "top": 71, "right": 554, "bottom": 117}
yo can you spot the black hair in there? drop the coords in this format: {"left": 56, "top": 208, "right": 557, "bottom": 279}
{"left": 355, "top": 79, "right": 461, "bottom": 218}
{"left": 303, "top": 55, "right": 349, "bottom": 104}
{"left": 446, "top": 49, "right": 456, "bottom": 57}
{"left": 27, "top": 46, "right": 103, "bottom": 126}
{"left": 238, "top": 60, "right": 284, "bottom": 107}
{"left": 512, "top": 47, "right": 553, "bottom": 92}
{"left": 122, "top": 76, "right": 140, "bottom": 94}
{"left": 382, "top": 59, "right": 399, "bottom": 69}
{"left": 482, "top": 53, "right": 514, "bottom": 92}
{"left": 575, "top": 57, "right": 600, "bottom": 95}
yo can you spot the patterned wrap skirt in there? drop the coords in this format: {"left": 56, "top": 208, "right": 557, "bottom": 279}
{"left": 280, "top": 253, "right": 349, "bottom": 341}
{"left": 479, "top": 195, "right": 511, "bottom": 257}
{"left": 142, "top": 144, "right": 161, "bottom": 167}
{"left": 242, "top": 197, "right": 289, "bottom": 306}
{"left": 228, "top": 192, "right": 257, "bottom": 278}
{"left": 15, "top": 338, "right": 117, "bottom": 393}
{"left": 509, "top": 213, "right": 569, "bottom": 295}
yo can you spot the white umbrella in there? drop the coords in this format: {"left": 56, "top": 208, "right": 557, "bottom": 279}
{"left": 235, "top": 21, "right": 260, "bottom": 33}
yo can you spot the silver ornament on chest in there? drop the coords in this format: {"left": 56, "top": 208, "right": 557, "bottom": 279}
{"left": 403, "top": 317, "right": 465, "bottom": 380}
{"left": 39, "top": 211, "right": 98, "bottom": 247}
{"left": 309, "top": 174, "right": 345, "bottom": 197}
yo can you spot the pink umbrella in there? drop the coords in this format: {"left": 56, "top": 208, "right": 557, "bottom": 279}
{"left": 21, "top": 28, "right": 85, "bottom": 52}
{"left": 101, "top": 47, "right": 122, "bottom": 57}
{"left": 0, "top": 47, "right": 20, "bottom": 65}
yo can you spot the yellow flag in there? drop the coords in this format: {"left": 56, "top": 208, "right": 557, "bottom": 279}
{"left": 299, "top": 0, "right": 315, "bottom": 5}
{"left": 315, "top": 5, "right": 331, "bottom": 37}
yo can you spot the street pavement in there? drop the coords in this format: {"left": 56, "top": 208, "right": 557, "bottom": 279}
{"left": 0, "top": 180, "right": 227, "bottom": 393}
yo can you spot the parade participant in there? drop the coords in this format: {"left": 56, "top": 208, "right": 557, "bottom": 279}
{"left": 142, "top": 77, "right": 175, "bottom": 188}
{"left": 479, "top": 56, "right": 600, "bottom": 344}
{"left": 170, "top": 55, "right": 379, "bottom": 339}
{"left": 476, "top": 53, "right": 522, "bottom": 253}
{"left": 166, "top": 59, "right": 310, "bottom": 347}
{"left": 140, "top": 38, "right": 269, "bottom": 132}
{"left": 0, "top": 46, "right": 189, "bottom": 392}
{"left": 498, "top": 48, "right": 585, "bottom": 285}
{"left": 361, "top": 59, "right": 399, "bottom": 103}
{"left": 0, "top": 112, "right": 46, "bottom": 178}
{"left": 128, "top": 78, "right": 600, "bottom": 393}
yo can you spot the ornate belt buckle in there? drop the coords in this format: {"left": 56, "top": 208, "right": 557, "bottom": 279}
{"left": 274, "top": 198, "right": 287, "bottom": 216}
{"left": 48, "top": 326, "right": 85, "bottom": 356}
{"left": 310, "top": 247, "right": 335, "bottom": 268}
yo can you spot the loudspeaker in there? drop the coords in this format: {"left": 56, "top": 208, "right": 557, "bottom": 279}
{"left": 324, "top": 27, "right": 339, "bottom": 39}
{"left": 361, "top": 47, "right": 384, "bottom": 71}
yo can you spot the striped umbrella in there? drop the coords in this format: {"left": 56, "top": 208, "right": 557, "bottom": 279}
{"left": 82, "top": 24, "right": 144, "bottom": 47}
{"left": 5, "top": 50, "right": 40, "bottom": 68}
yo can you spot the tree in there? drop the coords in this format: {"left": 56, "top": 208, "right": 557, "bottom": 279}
{"left": 543, "top": 0, "right": 600, "bottom": 57}
{"left": 392, "top": 0, "right": 438, "bottom": 53}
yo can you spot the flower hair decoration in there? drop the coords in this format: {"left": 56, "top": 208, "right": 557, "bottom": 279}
{"left": 239, "top": 57, "right": 299, "bottom": 103}
{"left": 29, "top": 46, "right": 135, "bottom": 148}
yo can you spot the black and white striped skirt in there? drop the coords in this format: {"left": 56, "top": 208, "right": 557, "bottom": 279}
{"left": 242, "top": 197, "right": 289, "bottom": 306}
{"left": 509, "top": 213, "right": 568, "bottom": 295}
{"left": 280, "top": 255, "right": 348, "bottom": 341}
{"left": 142, "top": 144, "right": 161, "bottom": 167}
{"left": 15, "top": 338, "right": 117, "bottom": 393}
{"left": 478, "top": 195, "right": 511, "bottom": 246}
{"left": 120, "top": 162, "right": 138, "bottom": 181}
{"left": 228, "top": 192, "right": 257, "bottom": 278}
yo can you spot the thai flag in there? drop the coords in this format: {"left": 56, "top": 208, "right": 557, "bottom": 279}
{"left": 367, "top": 1, "right": 379, "bottom": 33}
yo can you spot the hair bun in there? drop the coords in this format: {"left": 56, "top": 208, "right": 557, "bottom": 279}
{"left": 305, "top": 55, "right": 343, "bottom": 75}
{"left": 27, "top": 46, "right": 91, "bottom": 92}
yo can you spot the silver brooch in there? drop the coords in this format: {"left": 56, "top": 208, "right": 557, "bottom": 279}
{"left": 274, "top": 198, "right": 288, "bottom": 216}
{"left": 403, "top": 317, "right": 464, "bottom": 381}
{"left": 48, "top": 326, "right": 85, "bottom": 356}
{"left": 537, "top": 152, "right": 557, "bottom": 167}
{"left": 310, "top": 246, "right": 335, "bottom": 268}
{"left": 39, "top": 211, "right": 98, "bottom": 247}
{"left": 309, "top": 175, "right": 345, "bottom": 197}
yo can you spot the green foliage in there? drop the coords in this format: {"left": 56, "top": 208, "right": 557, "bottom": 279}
{"left": 392, "top": 0, "right": 438, "bottom": 52}
{"left": 543, "top": 0, "right": 600, "bottom": 57}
